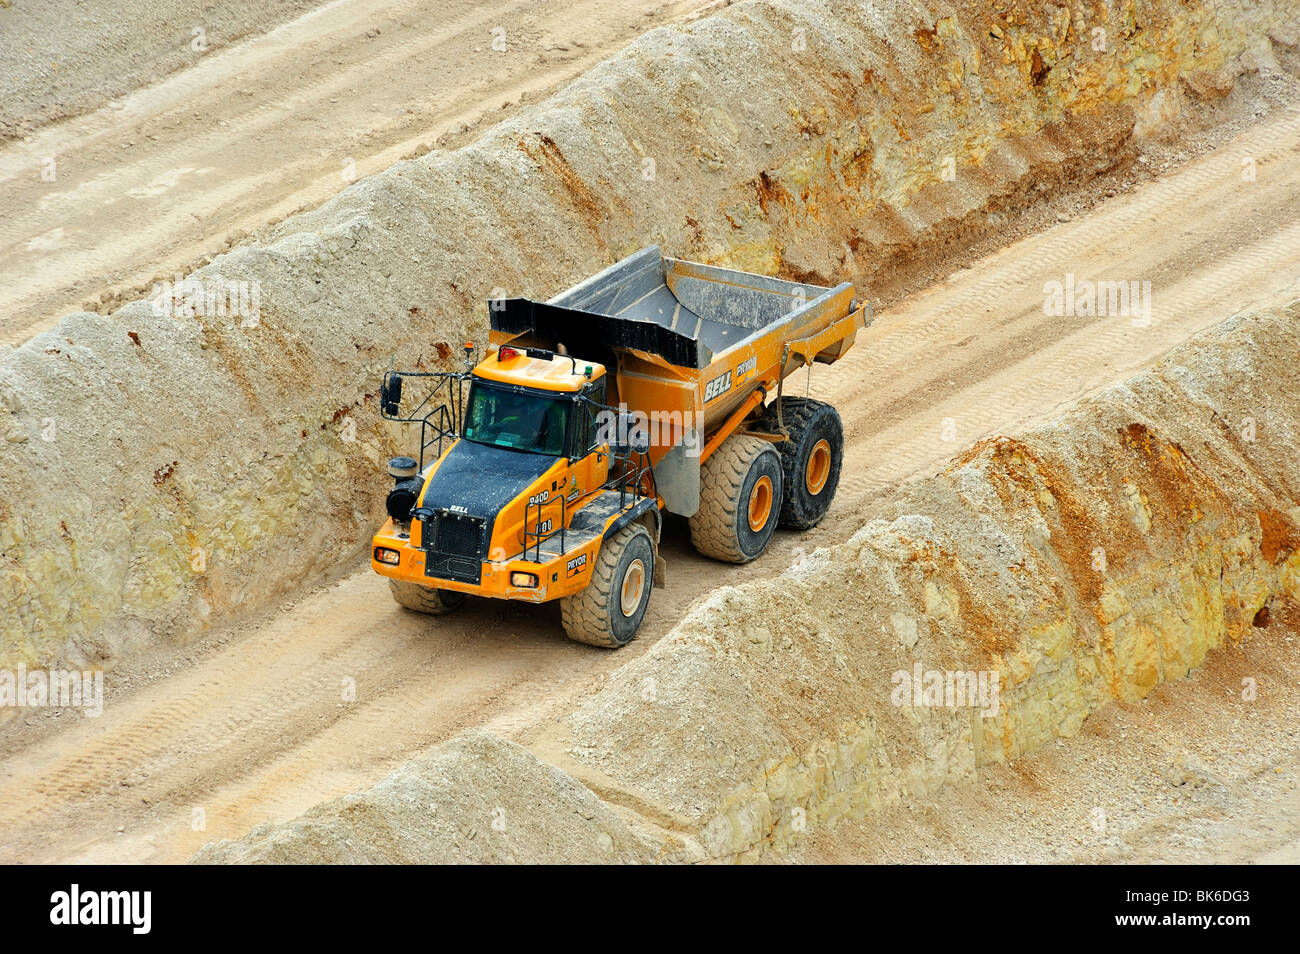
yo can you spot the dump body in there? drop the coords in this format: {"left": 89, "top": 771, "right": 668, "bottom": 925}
{"left": 490, "top": 246, "right": 870, "bottom": 515}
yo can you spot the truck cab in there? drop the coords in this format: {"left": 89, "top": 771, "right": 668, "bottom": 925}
{"left": 371, "top": 344, "right": 661, "bottom": 642}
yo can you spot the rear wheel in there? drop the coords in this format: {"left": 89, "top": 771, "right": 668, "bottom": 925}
{"left": 689, "top": 434, "right": 783, "bottom": 563}
{"left": 388, "top": 579, "right": 466, "bottom": 615}
{"left": 757, "top": 397, "right": 843, "bottom": 529}
{"left": 560, "top": 523, "right": 655, "bottom": 648}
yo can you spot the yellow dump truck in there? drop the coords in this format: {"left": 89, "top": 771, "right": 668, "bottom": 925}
{"left": 371, "top": 246, "right": 870, "bottom": 646}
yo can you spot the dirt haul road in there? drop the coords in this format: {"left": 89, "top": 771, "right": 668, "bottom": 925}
{"left": 0, "top": 0, "right": 721, "bottom": 347}
{"left": 1, "top": 107, "right": 1297, "bottom": 864}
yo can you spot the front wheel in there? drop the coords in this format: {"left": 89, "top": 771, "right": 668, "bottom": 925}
{"left": 560, "top": 523, "right": 655, "bottom": 648}
{"left": 389, "top": 579, "right": 466, "bottom": 615}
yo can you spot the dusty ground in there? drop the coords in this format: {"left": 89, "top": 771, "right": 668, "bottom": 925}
{"left": 0, "top": 0, "right": 327, "bottom": 140}
{"left": 0, "top": 0, "right": 722, "bottom": 345}
{"left": 1, "top": 91, "right": 1297, "bottom": 862}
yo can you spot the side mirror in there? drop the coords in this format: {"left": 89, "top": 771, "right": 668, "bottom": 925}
{"left": 381, "top": 374, "right": 403, "bottom": 416}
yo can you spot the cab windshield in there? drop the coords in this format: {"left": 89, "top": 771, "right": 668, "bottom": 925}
{"left": 463, "top": 382, "right": 570, "bottom": 456}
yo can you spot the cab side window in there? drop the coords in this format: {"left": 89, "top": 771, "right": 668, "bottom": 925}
{"left": 587, "top": 379, "right": 607, "bottom": 452}
{"left": 570, "top": 379, "right": 606, "bottom": 458}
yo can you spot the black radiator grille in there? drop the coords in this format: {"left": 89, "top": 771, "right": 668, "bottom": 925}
{"left": 422, "top": 512, "right": 486, "bottom": 584}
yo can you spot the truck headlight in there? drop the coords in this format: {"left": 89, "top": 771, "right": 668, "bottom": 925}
{"left": 510, "top": 572, "right": 539, "bottom": 588}
{"left": 374, "top": 547, "right": 401, "bottom": 565}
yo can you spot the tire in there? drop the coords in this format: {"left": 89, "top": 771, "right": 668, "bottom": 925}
{"left": 389, "top": 579, "right": 466, "bottom": 615}
{"left": 560, "top": 523, "right": 655, "bottom": 648}
{"left": 757, "top": 397, "right": 843, "bottom": 530}
{"left": 689, "top": 434, "right": 783, "bottom": 563}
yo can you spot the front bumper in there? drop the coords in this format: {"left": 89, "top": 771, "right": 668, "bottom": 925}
{"left": 370, "top": 517, "right": 594, "bottom": 603}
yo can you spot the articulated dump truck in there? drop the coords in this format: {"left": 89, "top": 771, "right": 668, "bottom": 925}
{"left": 370, "top": 246, "right": 870, "bottom": 647}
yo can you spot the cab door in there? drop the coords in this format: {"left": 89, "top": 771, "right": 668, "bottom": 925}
{"left": 563, "top": 378, "right": 610, "bottom": 517}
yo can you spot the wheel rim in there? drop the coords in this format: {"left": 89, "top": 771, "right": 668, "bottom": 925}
{"left": 805, "top": 439, "right": 831, "bottom": 496}
{"left": 620, "top": 558, "right": 646, "bottom": 617}
{"left": 748, "top": 475, "right": 774, "bottom": 532}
